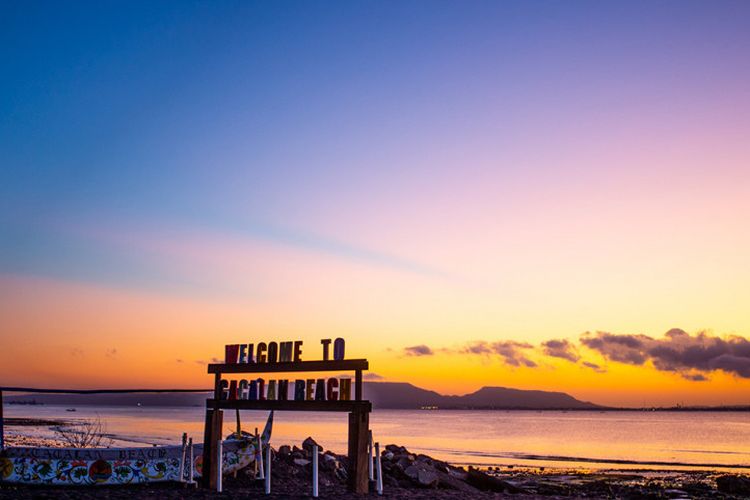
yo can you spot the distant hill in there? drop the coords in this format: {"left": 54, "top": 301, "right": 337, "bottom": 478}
{"left": 364, "top": 383, "right": 602, "bottom": 409}
{"left": 3, "top": 382, "right": 601, "bottom": 410}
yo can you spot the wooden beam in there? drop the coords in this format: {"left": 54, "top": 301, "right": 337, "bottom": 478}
{"left": 207, "top": 399, "right": 371, "bottom": 413}
{"left": 207, "top": 359, "right": 368, "bottom": 374}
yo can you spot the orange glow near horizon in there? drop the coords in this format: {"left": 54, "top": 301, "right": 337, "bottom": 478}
{"left": 2, "top": 273, "right": 749, "bottom": 407}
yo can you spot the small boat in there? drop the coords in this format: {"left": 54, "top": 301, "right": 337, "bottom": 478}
{"left": 65, "top": 408, "right": 76, "bottom": 412}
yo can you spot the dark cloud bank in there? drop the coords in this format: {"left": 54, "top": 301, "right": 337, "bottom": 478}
{"left": 582, "top": 328, "right": 750, "bottom": 380}
{"left": 401, "top": 329, "right": 750, "bottom": 381}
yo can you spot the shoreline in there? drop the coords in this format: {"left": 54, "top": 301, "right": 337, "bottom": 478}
{"left": 3, "top": 418, "right": 750, "bottom": 474}
{"left": 2, "top": 439, "right": 749, "bottom": 498}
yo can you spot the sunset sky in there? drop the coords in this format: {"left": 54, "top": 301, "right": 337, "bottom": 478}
{"left": 2, "top": 1, "right": 750, "bottom": 407}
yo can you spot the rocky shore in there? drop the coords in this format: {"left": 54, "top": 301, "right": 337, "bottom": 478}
{"left": 2, "top": 438, "right": 750, "bottom": 498}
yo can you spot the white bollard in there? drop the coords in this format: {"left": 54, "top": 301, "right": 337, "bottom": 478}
{"left": 257, "top": 433, "right": 265, "bottom": 480}
{"left": 188, "top": 438, "right": 196, "bottom": 486}
{"left": 312, "top": 444, "right": 319, "bottom": 497}
{"left": 217, "top": 439, "right": 223, "bottom": 493}
{"left": 368, "top": 430, "right": 374, "bottom": 482}
{"left": 375, "top": 442, "right": 383, "bottom": 495}
{"left": 179, "top": 433, "right": 187, "bottom": 482}
{"left": 265, "top": 444, "right": 271, "bottom": 494}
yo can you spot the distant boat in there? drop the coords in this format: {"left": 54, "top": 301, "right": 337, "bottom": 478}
{"left": 65, "top": 408, "right": 76, "bottom": 412}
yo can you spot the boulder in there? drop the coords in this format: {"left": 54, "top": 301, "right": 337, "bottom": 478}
{"left": 293, "top": 458, "right": 311, "bottom": 466}
{"left": 716, "top": 475, "right": 750, "bottom": 495}
{"left": 465, "top": 468, "right": 522, "bottom": 493}
{"left": 302, "top": 436, "right": 320, "bottom": 454}
{"left": 277, "top": 445, "right": 291, "bottom": 456}
{"left": 405, "top": 464, "right": 439, "bottom": 488}
{"left": 320, "top": 453, "right": 337, "bottom": 471}
{"left": 386, "top": 444, "right": 407, "bottom": 454}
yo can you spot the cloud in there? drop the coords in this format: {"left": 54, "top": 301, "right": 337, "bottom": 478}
{"left": 175, "top": 358, "right": 184, "bottom": 363}
{"left": 542, "top": 339, "right": 580, "bottom": 362}
{"left": 581, "top": 329, "right": 750, "bottom": 380}
{"left": 462, "top": 341, "right": 537, "bottom": 367}
{"left": 69, "top": 347, "right": 84, "bottom": 357}
{"left": 404, "top": 345, "right": 434, "bottom": 356}
{"left": 581, "top": 361, "right": 606, "bottom": 373}
{"left": 105, "top": 348, "right": 117, "bottom": 359}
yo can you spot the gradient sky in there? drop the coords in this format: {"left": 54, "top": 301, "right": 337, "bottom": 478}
{"left": 2, "top": 1, "right": 750, "bottom": 406}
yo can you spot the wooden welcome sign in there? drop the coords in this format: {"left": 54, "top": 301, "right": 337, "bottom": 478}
{"left": 201, "top": 338, "right": 371, "bottom": 493}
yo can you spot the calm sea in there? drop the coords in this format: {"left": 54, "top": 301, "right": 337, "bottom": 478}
{"left": 5, "top": 405, "right": 750, "bottom": 471}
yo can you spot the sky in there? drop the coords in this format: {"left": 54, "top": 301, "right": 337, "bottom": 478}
{"left": 1, "top": 0, "right": 750, "bottom": 407}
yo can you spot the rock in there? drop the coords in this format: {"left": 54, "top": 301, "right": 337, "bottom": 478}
{"left": 466, "top": 468, "right": 522, "bottom": 493}
{"left": 320, "top": 453, "right": 337, "bottom": 471}
{"left": 384, "top": 475, "right": 399, "bottom": 487}
{"left": 383, "top": 451, "right": 394, "bottom": 461}
{"left": 335, "top": 466, "right": 348, "bottom": 481}
{"left": 405, "top": 464, "right": 439, "bottom": 488}
{"left": 277, "top": 445, "right": 291, "bottom": 456}
{"left": 302, "top": 436, "right": 320, "bottom": 454}
{"left": 716, "top": 475, "right": 750, "bottom": 495}
{"left": 385, "top": 444, "right": 402, "bottom": 453}
{"left": 435, "top": 470, "right": 481, "bottom": 493}
{"left": 293, "top": 458, "right": 311, "bottom": 466}
{"left": 395, "top": 456, "right": 413, "bottom": 471}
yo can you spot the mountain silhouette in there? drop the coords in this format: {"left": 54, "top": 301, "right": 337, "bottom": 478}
{"left": 4, "top": 382, "right": 601, "bottom": 409}
{"left": 364, "top": 383, "right": 601, "bottom": 409}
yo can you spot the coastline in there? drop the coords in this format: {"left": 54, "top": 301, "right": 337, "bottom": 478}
{"left": 2, "top": 429, "right": 750, "bottom": 498}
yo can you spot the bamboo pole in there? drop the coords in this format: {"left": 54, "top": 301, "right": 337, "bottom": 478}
{"left": 187, "top": 438, "right": 196, "bottom": 486}
{"left": 257, "top": 430, "right": 265, "bottom": 480}
{"left": 368, "top": 430, "right": 374, "bottom": 481}
{"left": 217, "top": 438, "right": 223, "bottom": 493}
{"left": 375, "top": 442, "right": 383, "bottom": 495}
{"left": 312, "top": 444, "right": 319, "bottom": 497}
{"left": 179, "top": 432, "right": 187, "bottom": 482}
{"left": 264, "top": 443, "right": 271, "bottom": 494}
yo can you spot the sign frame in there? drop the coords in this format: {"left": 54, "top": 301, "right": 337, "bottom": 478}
{"left": 202, "top": 358, "right": 372, "bottom": 493}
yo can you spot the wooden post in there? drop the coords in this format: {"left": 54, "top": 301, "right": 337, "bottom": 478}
{"left": 211, "top": 409, "right": 223, "bottom": 490}
{"left": 202, "top": 408, "right": 223, "bottom": 489}
{"left": 355, "top": 369, "right": 363, "bottom": 401}
{"left": 202, "top": 372, "right": 224, "bottom": 489}
{"left": 347, "top": 408, "right": 369, "bottom": 494}
{"left": 200, "top": 409, "right": 213, "bottom": 488}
